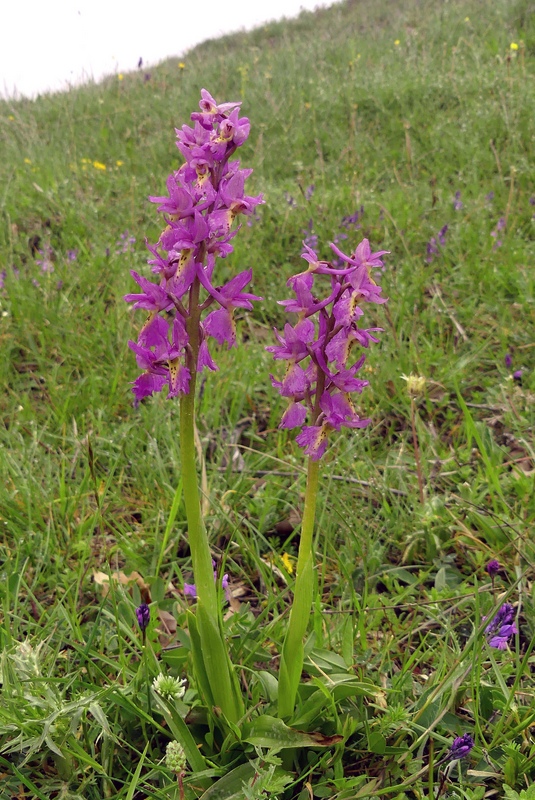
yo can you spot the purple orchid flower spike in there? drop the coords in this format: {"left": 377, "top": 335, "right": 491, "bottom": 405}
{"left": 125, "top": 89, "right": 263, "bottom": 400}
{"left": 268, "top": 237, "right": 388, "bottom": 459}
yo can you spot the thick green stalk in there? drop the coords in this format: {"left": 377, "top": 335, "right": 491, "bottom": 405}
{"left": 178, "top": 278, "right": 243, "bottom": 722}
{"left": 278, "top": 456, "right": 320, "bottom": 718}
{"left": 179, "top": 278, "right": 217, "bottom": 611}
{"left": 179, "top": 391, "right": 218, "bottom": 613}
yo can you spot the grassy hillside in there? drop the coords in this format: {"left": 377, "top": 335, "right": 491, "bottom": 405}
{"left": 0, "top": 0, "right": 534, "bottom": 796}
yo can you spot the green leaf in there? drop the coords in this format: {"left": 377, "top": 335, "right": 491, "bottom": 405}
{"left": 305, "top": 648, "right": 349, "bottom": 675}
{"left": 313, "top": 674, "right": 381, "bottom": 701}
{"left": 242, "top": 715, "right": 343, "bottom": 750}
{"left": 292, "top": 689, "right": 330, "bottom": 728}
{"left": 196, "top": 603, "right": 244, "bottom": 722}
{"left": 367, "top": 731, "right": 386, "bottom": 754}
{"left": 125, "top": 742, "right": 149, "bottom": 800}
{"left": 198, "top": 762, "right": 257, "bottom": 800}
{"left": 187, "top": 609, "right": 215, "bottom": 710}
{"left": 255, "top": 670, "right": 279, "bottom": 703}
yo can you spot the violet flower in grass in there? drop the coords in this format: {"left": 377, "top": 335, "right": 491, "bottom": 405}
{"left": 269, "top": 236, "right": 388, "bottom": 718}
{"left": 486, "top": 558, "right": 500, "bottom": 590}
{"left": 136, "top": 603, "right": 150, "bottom": 631}
{"left": 486, "top": 559, "right": 500, "bottom": 579}
{"left": 125, "top": 90, "right": 263, "bottom": 725}
{"left": 485, "top": 603, "right": 517, "bottom": 649}
{"left": 448, "top": 734, "right": 474, "bottom": 761}
{"left": 136, "top": 603, "right": 150, "bottom": 645}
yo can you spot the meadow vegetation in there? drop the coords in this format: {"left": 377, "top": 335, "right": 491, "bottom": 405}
{"left": 0, "top": 0, "right": 534, "bottom": 797}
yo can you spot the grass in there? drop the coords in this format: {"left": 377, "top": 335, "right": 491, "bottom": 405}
{"left": 0, "top": 0, "right": 534, "bottom": 796}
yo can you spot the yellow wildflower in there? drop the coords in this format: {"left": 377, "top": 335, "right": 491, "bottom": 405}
{"left": 510, "top": 42, "right": 519, "bottom": 50}
{"left": 118, "top": 73, "right": 124, "bottom": 81}
{"left": 93, "top": 161, "right": 106, "bottom": 170}
{"left": 24, "top": 158, "right": 31, "bottom": 164}
{"left": 464, "top": 16, "right": 470, "bottom": 21}
{"left": 304, "top": 102, "right": 311, "bottom": 110}
{"left": 281, "top": 553, "right": 295, "bottom": 575}
{"left": 394, "top": 39, "right": 400, "bottom": 46}
{"left": 116, "top": 160, "right": 124, "bottom": 167}
{"left": 8, "top": 115, "right": 14, "bottom": 121}
{"left": 178, "top": 62, "right": 185, "bottom": 70}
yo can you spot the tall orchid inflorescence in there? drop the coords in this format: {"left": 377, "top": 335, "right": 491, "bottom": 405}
{"left": 268, "top": 238, "right": 388, "bottom": 460}
{"left": 125, "top": 90, "right": 263, "bottom": 725}
{"left": 125, "top": 89, "right": 263, "bottom": 402}
{"left": 269, "top": 237, "right": 388, "bottom": 717}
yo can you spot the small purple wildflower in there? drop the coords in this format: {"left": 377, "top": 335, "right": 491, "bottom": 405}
{"left": 35, "top": 246, "right": 54, "bottom": 273}
{"left": 117, "top": 231, "right": 136, "bottom": 254}
{"left": 513, "top": 369, "right": 523, "bottom": 384}
{"left": 285, "top": 192, "right": 297, "bottom": 208}
{"left": 485, "top": 603, "right": 517, "bottom": 649}
{"left": 0, "top": 269, "right": 6, "bottom": 289}
{"left": 485, "top": 191, "right": 495, "bottom": 203}
{"left": 341, "top": 206, "right": 364, "bottom": 231}
{"left": 184, "top": 561, "right": 231, "bottom": 602}
{"left": 136, "top": 603, "right": 150, "bottom": 631}
{"left": 491, "top": 216, "right": 506, "bottom": 250}
{"left": 529, "top": 196, "right": 535, "bottom": 206}
{"left": 486, "top": 559, "right": 500, "bottom": 579}
{"left": 425, "top": 224, "right": 448, "bottom": 264}
{"left": 305, "top": 184, "right": 315, "bottom": 201}
{"left": 505, "top": 352, "right": 513, "bottom": 369}
{"left": 453, "top": 190, "right": 464, "bottom": 211}
{"left": 67, "top": 249, "right": 78, "bottom": 262}
{"left": 449, "top": 734, "right": 474, "bottom": 761}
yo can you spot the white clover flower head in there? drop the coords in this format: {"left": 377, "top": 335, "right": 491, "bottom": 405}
{"left": 152, "top": 673, "right": 186, "bottom": 699}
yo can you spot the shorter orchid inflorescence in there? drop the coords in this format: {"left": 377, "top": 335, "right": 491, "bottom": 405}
{"left": 269, "top": 237, "right": 388, "bottom": 717}
{"left": 125, "top": 89, "right": 263, "bottom": 402}
{"left": 267, "top": 239, "right": 388, "bottom": 459}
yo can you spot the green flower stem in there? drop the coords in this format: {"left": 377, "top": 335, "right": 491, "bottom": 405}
{"left": 278, "top": 456, "right": 320, "bottom": 718}
{"left": 178, "top": 277, "right": 243, "bottom": 723}
{"left": 179, "top": 278, "right": 216, "bottom": 610}
{"left": 179, "top": 394, "right": 217, "bottom": 614}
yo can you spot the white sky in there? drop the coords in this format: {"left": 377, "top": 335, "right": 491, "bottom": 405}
{"left": 0, "top": 0, "right": 328, "bottom": 99}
